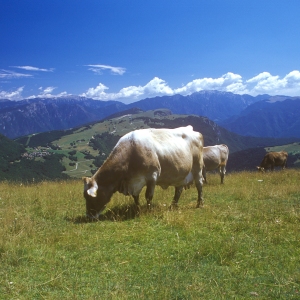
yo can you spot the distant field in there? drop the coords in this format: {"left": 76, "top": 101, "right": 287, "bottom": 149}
{"left": 1, "top": 170, "right": 299, "bottom": 299}
{"left": 267, "top": 142, "right": 300, "bottom": 154}
{"left": 63, "top": 159, "right": 94, "bottom": 177}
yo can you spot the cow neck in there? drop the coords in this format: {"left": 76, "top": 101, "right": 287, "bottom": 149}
{"left": 93, "top": 147, "right": 128, "bottom": 187}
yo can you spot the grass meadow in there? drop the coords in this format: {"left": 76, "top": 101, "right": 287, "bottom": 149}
{"left": 0, "top": 170, "right": 299, "bottom": 299}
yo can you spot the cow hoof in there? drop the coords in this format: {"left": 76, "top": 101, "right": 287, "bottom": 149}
{"left": 135, "top": 206, "right": 141, "bottom": 216}
{"left": 169, "top": 203, "right": 179, "bottom": 210}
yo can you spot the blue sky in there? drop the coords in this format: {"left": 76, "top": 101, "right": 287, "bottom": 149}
{"left": 1, "top": 0, "right": 300, "bottom": 103}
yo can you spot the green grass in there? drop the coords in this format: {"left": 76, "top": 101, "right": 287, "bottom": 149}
{"left": 62, "top": 158, "right": 94, "bottom": 177}
{"left": 0, "top": 170, "right": 299, "bottom": 299}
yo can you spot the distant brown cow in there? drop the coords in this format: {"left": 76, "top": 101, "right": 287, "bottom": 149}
{"left": 256, "top": 151, "right": 288, "bottom": 172}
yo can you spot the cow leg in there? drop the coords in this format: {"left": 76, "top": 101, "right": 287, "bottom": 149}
{"left": 133, "top": 195, "right": 141, "bottom": 214}
{"left": 169, "top": 186, "right": 183, "bottom": 209}
{"left": 145, "top": 180, "right": 156, "bottom": 209}
{"left": 202, "top": 166, "right": 207, "bottom": 183}
{"left": 195, "top": 174, "right": 204, "bottom": 208}
{"left": 220, "top": 165, "right": 226, "bottom": 184}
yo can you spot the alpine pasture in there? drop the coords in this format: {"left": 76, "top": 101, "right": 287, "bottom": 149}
{"left": 0, "top": 170, "right": 299, "bottom": 299}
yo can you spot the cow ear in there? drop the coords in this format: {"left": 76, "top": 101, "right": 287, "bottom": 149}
{"left": 82, "top": 177, "right": 92, "bottom": 188}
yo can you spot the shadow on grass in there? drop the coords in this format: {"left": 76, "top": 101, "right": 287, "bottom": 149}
{"left": 66, "top": 203, "right": 142, "bottom": 223}
{"left": 66, "top": 202, "right": 201, "bottom": 224}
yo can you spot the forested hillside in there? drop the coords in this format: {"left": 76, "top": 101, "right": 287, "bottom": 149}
{"left": 0, "top": 134, "right": 69, "bottom": 181}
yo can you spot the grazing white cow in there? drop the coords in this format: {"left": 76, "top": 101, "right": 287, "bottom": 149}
{"left": 83, "top": 126, "right": 204, "bottom": 218}
{"left": 256, "top": 151, "right": 288, "bottom": 172}
{"left": 202, "top": 144, "right": 229, "bottom": 184}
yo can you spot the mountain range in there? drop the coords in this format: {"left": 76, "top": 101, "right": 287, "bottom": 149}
{"left": 0, "top": 91, "right": 299, "bottom": 139}
{"left": 0, "top": 97, "right": 126, "bottom": 139}
{"left": 220, "top": 97, "right": 300, "bottom": 138}
{"left": 126, "top": 91, "right": 269, "bottom": 122}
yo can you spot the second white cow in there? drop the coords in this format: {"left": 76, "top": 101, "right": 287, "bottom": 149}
{"left": 202, "top": 144, "right": 229, "bottom": 184}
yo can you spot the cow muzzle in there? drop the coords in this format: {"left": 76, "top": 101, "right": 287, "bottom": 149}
{"left": 86, "top": 206, "right": 106, "bottom": 220}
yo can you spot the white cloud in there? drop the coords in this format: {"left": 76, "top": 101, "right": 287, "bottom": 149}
{"left": 246, "top": 70, "right": 300, "bottom": 96}
{"left": 27, "top": 86, "right": 69, "bottom": 99}
{"left": 0, "top": 87, "right": 24, "bottom": 100}
{"left": 80, "top": 70, "right": 300, "bottom": 103}
{"left": 174, "top": 72, "right": 246, "bottom": 95}
{"left": 2, "top": 70, "right": 300, "bottom": 103}
{"left": 43, "top": 86, "right": 56, "bottom": 94}
{"left": 85, "top": 64, "right": 126, "bottom": 75}
{"left": 246, "top": 71, "right": 273, "bottom": 83}
{"left": 81, "top": 83, "right": 111, "bottom": 100}
{"left": 143, "top": 77, "right": 174, "bottom": 95}
{"left": 0, "top": 69, "right": 33, "bottom": 79}
{"left": 80, "top": 77, "right": 173, "bottom": 102}
{"left": 12, "top": 66, "right": 54, "bottom": 72}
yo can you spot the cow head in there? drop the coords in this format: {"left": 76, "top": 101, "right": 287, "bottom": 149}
{"left": 83, "top": 177, "right": 110, "bottom": 219}
{"left": 256, "top": 166, "right": 265, "bottom": 172}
